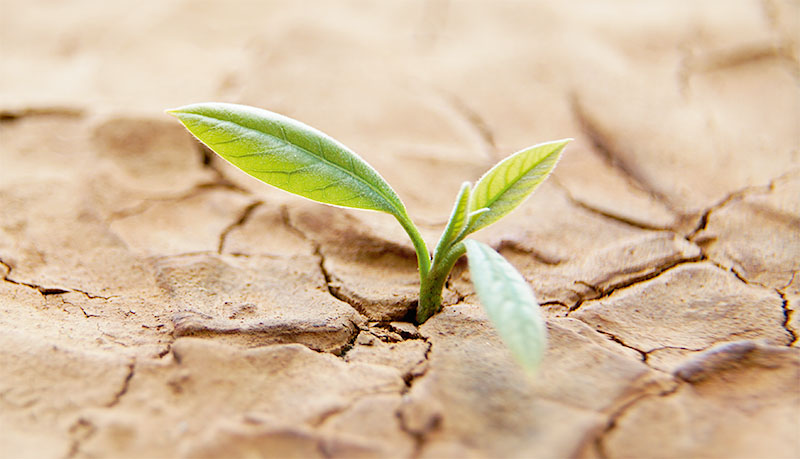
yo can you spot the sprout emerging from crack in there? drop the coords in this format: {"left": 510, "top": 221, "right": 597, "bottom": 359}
{"left": 168, "top": 102, "right": 569, "bottom": 372}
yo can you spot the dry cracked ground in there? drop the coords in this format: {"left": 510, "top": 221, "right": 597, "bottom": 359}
{"left": 1, "top": 1, "right": 799, "bottom": 458}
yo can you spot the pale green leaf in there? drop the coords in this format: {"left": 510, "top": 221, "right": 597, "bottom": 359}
{"left": 167, "top": 103, "right": 408, "bottom": 218}
{"left": 464, "top": 239, "right": 546, "bottom": 371}
{"left": 433, "top": 182, "right": 471, "bottom": 262}
{"left": 466, "top": 139, "right": 570, "bottom": 233}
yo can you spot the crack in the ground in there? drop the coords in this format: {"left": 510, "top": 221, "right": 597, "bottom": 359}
{"left": 777, "top": 290, "right": 798, "bottom": 346}
{"left": 402, "top": 338, "right": 432, "bottom": 390}
{"left": 0, "top": 257, "right": 114, "bottom": 300}
{"left": 395, "top": 338, "right": 434, "bottom": 459}
{"left": 778, "top": 270, "right": 797, "bottom": 292}
{"left": 0, "top": 106, "right": 84, "bottom": 123}
{"left": 699, "top": 254, "right": 755, "bottom": 288}
{"left": 107, "top": 182, "right": 249, "bottom": 222}
{"left": 313, "top": 244, "right": 349, "bottom": 306}
{"left": 552, "top": 178, "right": 675, "bottom": 231}
{"left": 280, "top": 205, "right": 415, "bottom": 324}
{"left": 217, "top": 200, "right": 263, "bottom": 254}
{"left": 577, "top": 313, "right": 782, "bottom": 376}
{"left": 279, "top": 206, "right": 398, "bottom": 354}
{"left": 495, "top": 239, "right": 566, "bottom": 266}
{"left": 195, "top": 143, "right": 250, "bottom": 193}
{"left": 106, "top": 359, "right": 135, "bottom": 408}
{"left": 96, "top": 323, "right": 133, "bottom": 348}
{"left": 594, "top": 330, "right": 647, "bottom": 361}
{"left": 685, "top": 170, "right": 800, "bottom": 295}
{"left": 591, "top": 381, "right": 681, "bottom": 459}
{"left": 440, "top": 91, "right": 497, "bottom": 160}
{"left": 540, "top": 300, "right": 569, "bottom": 309}
{"left": 592, "top": 329, "right": 796, "bottom": 457}
{"left": 687, "top": 169, "right": 799, "bottom": 242}
{"left": 59, "top": 296, "right": 101, "bottom": 319}
{"left": 686, "top": 183, "right": 773, "bottom": 242}
{"left": 568, "top": 255, "right": 704, "bottom": 313}
{"left": 310, "top": 386, "right": 403, "bottom": 429}
{"left": 279, "top": 205, "right": 310, "bottom": 242}
{"left": 362, "top": 322, "right": 421, "bottom": 345}
{"left": 443, "top": 277, "right": 468, "bottom": 308}
{"left": 690, "top": 42, "right": 796, "bottom": 73}
{"left": 397, "top": 409, "right": 431, "bottom": 459}
{"left": 66, "top": 417, "right": 96, "bottom": 459}
{"left": 331, "top": 321, "right": 365, "bottom": 359}
{"left": 570, "top": 96, "right": 678, "bottom": 213}
{"left": 311, "top": 330, "right": 434, "bottom": 456}
{"left": 677, "top": 7, "right": 800, "bottom": 93}
{"left": 65, "top": 359, "right": 135, "bottom": 458}
{"left": 107, "top": 139, "right": 256, "bottom": 223}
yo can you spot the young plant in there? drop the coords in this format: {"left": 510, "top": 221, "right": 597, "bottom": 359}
{"left": 168, "top": 103, "right": 569, "bottom": 371}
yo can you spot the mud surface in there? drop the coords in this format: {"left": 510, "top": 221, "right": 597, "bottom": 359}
{"left": 1, "top": 1, "right": 799, "bottom": 458}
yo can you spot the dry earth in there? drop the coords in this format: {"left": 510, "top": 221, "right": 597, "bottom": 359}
{"left": 1, "top": 1, "right": 799, "bottom": 458}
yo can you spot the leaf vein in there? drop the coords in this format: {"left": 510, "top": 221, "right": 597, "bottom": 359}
{"left": 196, "top": 114, "right": 403, "bottom": 217}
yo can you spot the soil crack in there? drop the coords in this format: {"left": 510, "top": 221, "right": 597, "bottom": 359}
{"left": 568, "top": 256, "right": 704, "bottom": 313}
{"left": 440, "top": 91, "right": 497, "bottom": 160}
{"left": 1, "top": 256, "right": 112, "bottom": 299}
{"left": 195, "top": 143, "right": 250, "bottom": 192}
{"left": 777, "top": 290, "right": 798, "bottom": 346}
{"left": 590, "top": 381, "right": 681, "bottom": 458}
{"left": 685, "top": 40, "right": 799, "bottom": 78}
{"left": 0, "top": 106, "right": 84, "bottom": 123}
{"left": 395, "top": 337, "right": 435, "bottom": 458}
{"left": 495, "top": 239, "right": 566, "bottom": 266}
{"left": 570, "top": 96, "right": 677, "bottom": 212}
{"left": 217, "top": 200, "right": 263, "bottom": 253}
{"left": 66, "top": 418, "right": 96, "bottom": 459}
{"left": 106, "top": 359, "right": 135, "bottom": 408}
{"left": 281, "top": 206, "right": 379, "bottom": 320}
{"left": 552, "top": 178, "right": 674, "bottom": 231}
{"left": 686, "top": 169, "right": 798, "bottom": 241}
{"left": 595, "top": 330, "right": 646, "bottom": 361}
{"left": 107, "top": 182, "right": 250, "bottom": 222}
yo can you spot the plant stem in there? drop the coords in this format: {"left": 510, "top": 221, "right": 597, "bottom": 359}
{"left": 416, "top": 241, "right": 466, "bottom": 323}
{"left": 396, "top": 214, "right": 431, "bottom": 280}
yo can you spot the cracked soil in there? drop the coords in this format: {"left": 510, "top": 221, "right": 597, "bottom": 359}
{"left": 1, "top": 1, "right": 799, "bottom": 458}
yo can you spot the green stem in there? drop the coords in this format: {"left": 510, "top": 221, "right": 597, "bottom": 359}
{"left": 395, "top": 214, "right": 431, "bottom": 280}
{"left": 416, "top": 242, "right": 466, "bottom": 323}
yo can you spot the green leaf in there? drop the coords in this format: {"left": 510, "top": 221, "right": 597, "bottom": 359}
{"left": 433, "top": 182, "right": 471, "bottom": 263}
{"left": 167, "top": 103, "right": 409, "bottom": 218}
{"left": 466, "top": 139, "right": 570, "bottom": 234}
{"left": 464, "top": 239, "right": 546, "bottom": 372}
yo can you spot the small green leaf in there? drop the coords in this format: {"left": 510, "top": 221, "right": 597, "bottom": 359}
{"left": 466, "top": 139, "right": 570, "bottom": 234}
{"left": 433, "top": 182, "right": 471, "bottom": 263}
{"left": 167, "top": 103, "right": 409, "bottom": 218}
{"left": 464, "top": 239, "right": 546, "bottom": 371}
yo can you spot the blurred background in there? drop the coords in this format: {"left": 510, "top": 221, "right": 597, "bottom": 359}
{"left": 1, "top": 1, "right": 799, "bottom": 458}
{"left": 3, "top": 0, "right": 797, "bottom": 222}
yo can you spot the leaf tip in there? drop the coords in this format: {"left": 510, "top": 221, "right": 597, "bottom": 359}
{"left": 552, "top": 137, "right": 574, "bottom": 148}
{"left": 165, "top": 103, "right": 204, "bottom": 118}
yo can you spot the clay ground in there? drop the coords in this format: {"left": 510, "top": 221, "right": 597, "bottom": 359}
{"left": 1, "top": 1, "right": 799, "bottom": 458}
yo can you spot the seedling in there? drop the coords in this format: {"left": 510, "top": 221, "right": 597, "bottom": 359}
{"left": 168, "top": 103, "right": 569, "bottom": 371}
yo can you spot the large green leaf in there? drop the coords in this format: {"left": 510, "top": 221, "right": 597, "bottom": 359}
{"left": 466, "top": 139, "right": 570, "bottom": 234}
{"left": 464, "top": 239, "right": 546, "bottom": 371}
{"left": 167, "top": 103, "right": 408, "bottom": 218}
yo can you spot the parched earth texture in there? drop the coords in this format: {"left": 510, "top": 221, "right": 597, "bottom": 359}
{"left": 1, "top": 1, "right": 799, "bottom": 458}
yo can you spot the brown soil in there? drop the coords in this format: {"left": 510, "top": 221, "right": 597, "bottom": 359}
{"left": 2, "top": 1, "right": 799, "bottom": 458}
